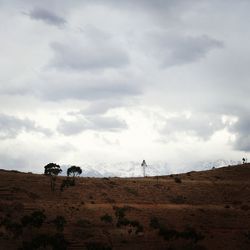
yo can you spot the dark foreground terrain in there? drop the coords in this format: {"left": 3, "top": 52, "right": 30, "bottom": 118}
{"left": 0, "top": 164, "right": 250, "bottom": 250}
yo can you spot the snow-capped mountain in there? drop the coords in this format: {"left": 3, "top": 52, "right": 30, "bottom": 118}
{"left": 61, "top": 159, "right": 240, "bottom": 178}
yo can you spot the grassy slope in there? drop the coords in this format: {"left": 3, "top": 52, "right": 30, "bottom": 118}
{"left": 0, "top": 164, "right": 250, "bottom": 249}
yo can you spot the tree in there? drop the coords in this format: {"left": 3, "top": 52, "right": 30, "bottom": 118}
{"left": 67, "top": 166, "right": 82, "bottom": 179}
{"left": 44, "top": 163, "right": 62, "bottom": 191}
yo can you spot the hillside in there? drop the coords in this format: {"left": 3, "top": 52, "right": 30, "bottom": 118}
{"left": 0, "top": 164, "right": 250, "bottom": 249}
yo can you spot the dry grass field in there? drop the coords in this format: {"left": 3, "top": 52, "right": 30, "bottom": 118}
{"left": 0, "top": 164, "right": 250, "bottom": 249}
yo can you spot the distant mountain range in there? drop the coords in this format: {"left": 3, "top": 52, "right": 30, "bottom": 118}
{"left": 61, "top": 159, "right": 241, "bottom": 178}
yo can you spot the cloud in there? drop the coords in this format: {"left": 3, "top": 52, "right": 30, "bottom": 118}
{"left": 33, "top": 72, "right": 141, "bottom": 101}
{"left": 161, "top": 113, "right": 225, "bottom": 140}
{"left": 144, "top": 32, "right": 224, "bottom": 67}
{"left": 49, "top": 42, "right": 129, "bottom": 71}
{"left": 27, "top": 7, "right": 66, "bottom": 27}
{"left": 58, "top": 114, "right": 128, "bottom": 135}
{"left": 0, "top": 113, "right": 52, "bottom": 139}
{"left": 229, "top": 115, "right": 250, "bottom": 151}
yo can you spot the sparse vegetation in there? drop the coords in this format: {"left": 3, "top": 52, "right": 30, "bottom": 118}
{"left": 60, "top": 177, "right": 75, "bottom": 191}
{"left": 174, "top": 176, "right": 182, "bottom": 183}
{"left": 19, "top": 233, "right": 68, "bottom": 250}
{"left": 21, "top": 210, "right": 46, "bottom": 228}
{"left": 85, "top": 242, "right": 112, "bottom": 250}
{"left": 124, "top": 187, "right": 138, "bottom": 196}
{"left": 52, "top": 216, "right": 66, "bottom": 232}
{"left": 100, "top": 214, "right": 113, "bottom": 223}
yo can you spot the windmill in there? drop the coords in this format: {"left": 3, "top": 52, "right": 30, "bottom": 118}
{"left": 141, "top": 160, "right": 147, "bottom": 177}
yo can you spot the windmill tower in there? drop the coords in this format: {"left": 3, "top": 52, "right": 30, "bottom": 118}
{"left": 141, "top": 160, "right": 147, "bottom": 177}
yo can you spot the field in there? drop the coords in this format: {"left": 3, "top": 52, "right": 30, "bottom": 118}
{"left": 0, "top": 164, "right": 250, "bottom": 249}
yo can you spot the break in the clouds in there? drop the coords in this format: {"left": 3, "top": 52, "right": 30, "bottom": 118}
{"left": 0, "top": 0, "right": 250, "bottom": 172}
{"left": 27, "top": 7, "right": 66, "bottom": 27}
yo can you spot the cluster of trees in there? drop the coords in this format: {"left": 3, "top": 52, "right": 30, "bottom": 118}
{"left": 44, "top": 163, "right": 82, "bottom": 191}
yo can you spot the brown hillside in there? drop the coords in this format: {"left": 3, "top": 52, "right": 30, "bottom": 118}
{"left": 0, "top": 164, "right": 250, "bottom": 249}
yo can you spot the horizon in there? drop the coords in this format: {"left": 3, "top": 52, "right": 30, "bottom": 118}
{"left": 1, "top": 1, "right": 250, "bottom": 173}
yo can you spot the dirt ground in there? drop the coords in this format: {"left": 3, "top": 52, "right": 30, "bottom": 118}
{"left": 0, "top": 164, "right": 250, "bottom": 249}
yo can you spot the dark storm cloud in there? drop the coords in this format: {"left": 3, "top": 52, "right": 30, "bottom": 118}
{"left": 49, "top": 41, "right": 129, "bottom": 71}
{"left": 58, "top": 115, "right": 127, "bottom": 135}
{"left": 27, "top": 7, "right": 66, "bottom": 27}
{"left": 144, "top": 32, "right": 224, "bottom": 67}
{"left": 161, "top": 113, "right": 225, "bottom": 140}
{"left": 0, "top": 114, "right": 52, "bottom": 139}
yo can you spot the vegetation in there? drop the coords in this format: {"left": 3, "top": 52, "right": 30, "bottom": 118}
{"left": 44, "top": 163, "right": 62, "bottom": 191}
{"left": 174, "top": 176, "right": 182, "bottom": 183}
{"left": 100, "top": 214, "right": 113, "bottom": 224}
{"left": 1, "top": 217, "right": 23, "bottom": 238}
{"left": 149, "top": 217, "right": 204, "bottom": 243}
{"left": 85, "top": 242, "right": 112, "bottom": 250}
{"left": 19, "top": 233, "right": 68, "bottom": 250}
{"left": 21, "top": 210, "right": 46, "bottom": 228}
{"left": 52, "top": 216, "right": 66, "bottom": 232}
{"left": 60, "top": 178, "right": 75, "bottom": 192}
{"left": 67, "top": 166, "right": 82, "bottom": 180}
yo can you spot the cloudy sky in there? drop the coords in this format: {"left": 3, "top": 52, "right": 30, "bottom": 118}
{"left": 0, "top": 0, "right": 249, "bottom": 172}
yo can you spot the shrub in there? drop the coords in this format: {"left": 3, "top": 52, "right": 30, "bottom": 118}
{"left": 100, "top": 214, "right": 113, "bottom": 224}
{"left": 76, "top": 219, "right": 91, "bottom": 227}
{"left": 21, "top": 210, "right": 46, "bottom": 228}
{"left": 53, "top": 216, "right": 66, "bottom": 232}
{"left": 19, "top": 233, "right": 68, "bottom": 250}
{"left": 86, "top": 242, "right": 112, "bottom": 250}
{"left": 60, "top": 178, "right": 75, "bottom": 191}
{"left": 174, "top": 177, "right": 182, "bottom": 183}
{"left": 1, "top": 218, "right": 22, "bottom": 238}
{"left": 124, "top": 187, "right": 138, "bottom": 196}
{"left": 149, "top": 217, "right": 160, "bottom": 229}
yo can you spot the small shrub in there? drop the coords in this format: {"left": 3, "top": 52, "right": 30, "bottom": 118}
{"left": 20, "top": 233, "right": 68, "bottom": 250}
{"left": 60, "top": 178, "right": 75, "bottom": 191}
{"left": 76, "top": 219, "right": 91, "bottom": 227}
{"left": 1, "top": 218, "right": 23, "bottom": 238}
{"left": 174, "top": 177, "right": 182, "bottom": 183}
{"left": 124, "top": 187, "right": 138, "bottom": 196}
{"left": 21, "top": 210, "right": 46, "bottom": 228}
{"left": 53, "top": 216, "right": 66, "bottom": 232}
{"left": 149, "top": 217, "right": 160, "bottom": 229}
{"left": 86, "top": 242, "right": 112, "bottom": 250}
{"left": 100, "top": 214, "right": 113, "bottom": 224}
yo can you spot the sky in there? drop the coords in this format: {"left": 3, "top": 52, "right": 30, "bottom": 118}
{"left": 0, "top": 0, "right": 250, "bottom": 173}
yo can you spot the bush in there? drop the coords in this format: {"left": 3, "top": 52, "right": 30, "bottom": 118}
{"left": 174, "top": 177, "right": 182, "bottom": 183}
{"left": 86, "top": 242, "right": 112, "bottom": 250}
{"left": 124, "top": 187, "right": 138, "bottom": 196}
{"left": 53, "top": 216, "right": 66, "bottom": 232}
{"left": 1, "top": 218, "right": 22, "bottom": 238}
{"left": 149, "top": 217, "right": 160, "bottom": 229}
{"left": 19, "top": 233, "right": 68, "bottom": 250}
{"left": 100, "top": 214, "right": 113, "bottom": 224}
{"left": 76, "top": 219, "right": 91, "bottom": 227}
{"left": 60, "top": 178, "right": 75, "bottom": 191}
{"left": 21, "top": 210, "right": 46, "bottom": 228}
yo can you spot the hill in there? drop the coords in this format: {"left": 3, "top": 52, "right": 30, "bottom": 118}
{"left": 0, "top": 164, "right": 250, "bottom": 249}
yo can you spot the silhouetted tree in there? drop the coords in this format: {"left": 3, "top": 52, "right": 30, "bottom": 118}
{"left": 242, "top": 158, "right": 246, "bottom": 164}
{"left": 44, "top": 163, "right": 62, "bottom": 191}
{"left": 67, "top": 166, "right": 82, "bottom": 178}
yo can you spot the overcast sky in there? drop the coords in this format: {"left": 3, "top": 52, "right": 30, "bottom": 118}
{"left": 0, "top": 0, "right": 249, "bottom": 172}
